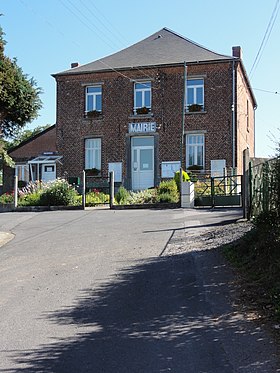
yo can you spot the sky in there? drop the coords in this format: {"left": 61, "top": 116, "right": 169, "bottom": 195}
{"left": 1, "top": 0, "right": 280, "bottom": 158}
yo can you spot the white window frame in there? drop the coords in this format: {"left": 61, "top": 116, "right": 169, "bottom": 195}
{"left": 85, "top": 138, "right": 101, "bottom": 170}
{"left": 186, "top": 78, "right": 204, "bottom": 111}
{"left": 134, "top": 81, "right": 151, "bottom": 114}
{"left": 186, "top": 134, "right": 205, "bottom": 169}
{"left": 85, "top": 86, "right": 102, "bottom": 113}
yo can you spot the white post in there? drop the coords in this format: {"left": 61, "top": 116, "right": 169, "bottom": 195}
{"left": 109, "top": 171, "right": 114, "bottom": 208}
{"left": 14, "top": 175, "right": 18, "bottom": 208}
{"left": 82, "top": 170, "right": 86, "bottom": 209}
{"left": 181, "top": 181, "right": 194, "bottom": 208}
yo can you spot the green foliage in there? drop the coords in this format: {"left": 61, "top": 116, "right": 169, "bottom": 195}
{"left": 115, "top": 183, "right": 179, "bottom": 205}
{"left": 0, "top": 192, "right": 14, "bottom": 204}
{"left": 157, "top": 179, "right": 179, "bottom": 203}
{"left": 86, "top": 190, "right": 109, "bottom": 206}
{"left": 39, "top": 179, "right": 78, "bottom": 206}
{"left": 174, "top": 170, "right": 190, "bottom": 191}
{"left": 19, "top": 191, "right": 42, "bottom": 206}
{"left": 224, "top": 219, "right": 280, "bottom": 322}
{"left": 127, "top": 189, "right": 157, "bottom": 204}
{"left": 0, "top": 26, "right": 42, "bottom": 137}
{"left": 115, "top": 186, "right": 130, "bottom": 204}
{"left": 17, "top": 179, "right": 77, "bottom": 206}
{"left": 0, "top": 145, "right": 15, "bottom": 167}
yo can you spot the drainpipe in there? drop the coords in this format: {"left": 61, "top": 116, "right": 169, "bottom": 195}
{"left": 232, "top": 60, "right": 236, "bottom": 170}
{"left": 180, "top": 61, "right": 187, "bottom": 172}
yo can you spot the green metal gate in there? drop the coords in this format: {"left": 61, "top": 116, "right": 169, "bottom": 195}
{"left": 194, "top": 174, "right": 243, "bottom": 207}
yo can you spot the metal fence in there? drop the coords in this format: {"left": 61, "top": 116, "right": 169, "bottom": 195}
{"left": 249, "top": 158, "right": 279, "bottom": 218}
{"left": 194, "top": 173, "right": 242, "bottom": 207}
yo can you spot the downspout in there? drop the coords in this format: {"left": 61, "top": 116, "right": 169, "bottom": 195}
{"left": 232, "top": 60, "right": 236, "bottom": 170}
{"left": 180, "top": 61, "right": 187, "bottom": 171}
{"left": 253, "top": 107, "right": 256, "bottom": 157}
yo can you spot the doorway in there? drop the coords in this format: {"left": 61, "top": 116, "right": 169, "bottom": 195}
{"left": 131, "top": 137, "right": 154, "bottom": 190}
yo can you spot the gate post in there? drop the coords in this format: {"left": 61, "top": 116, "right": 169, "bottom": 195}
{"left": 243, "top": 149, "right": 250, "bottom": 219}
{"left": 109, "top": 171, "right": 114, "bottom": 209}
{"left": 211, "top": 177, "right": 215, "bottom": 208}
{"left": 82, "top": 170, "right": 86, "bottom": 210}
{"left": 14, "top": 175, "right": 18, "bottom": 209}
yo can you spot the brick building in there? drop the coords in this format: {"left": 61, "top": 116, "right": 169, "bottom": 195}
{"left": 3, "top": 125, "right": 59, "bottom": 192}
{"left": 53, "top": 27, "right": 256, "bottom": 190}
{"left": 4, "top": 28, "right": 256, "bottom": 193}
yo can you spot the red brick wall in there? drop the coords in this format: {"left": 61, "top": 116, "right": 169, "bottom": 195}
{"left": 236, "top": 64, "right": 255, "bottom": 174}
{"left": 55, "top": 61, "right": 254, "bottom": 183}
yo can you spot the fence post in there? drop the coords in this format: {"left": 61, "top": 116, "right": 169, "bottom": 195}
{"left": 243, "top": 149, "right": 250, "bottom": 219}
{"left": 211, "top": 177, "right": 215, "bottom": 208}
{"left": 109, "top": 171, "right": 114, "bottom": 209}
{"left": 82, "top": 170, "right": 86, "bottom": 210}
{"left": 14, "top": 175, "right": 18, "bottom": 209}
{"left": 262, "top": 162, "right": 269, "bottom": 213}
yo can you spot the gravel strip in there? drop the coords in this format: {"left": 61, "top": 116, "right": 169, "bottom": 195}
{"left": 164, "top": 221, "right": 253, "bottom": 256}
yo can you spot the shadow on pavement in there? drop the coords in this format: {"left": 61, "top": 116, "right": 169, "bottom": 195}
{"left": 7, "top": 248, "right": 279, "bottom": 373}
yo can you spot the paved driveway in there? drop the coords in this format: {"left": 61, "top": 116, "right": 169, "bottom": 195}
{"left": 0, "top": 208, "right": 279, "bottom": 372}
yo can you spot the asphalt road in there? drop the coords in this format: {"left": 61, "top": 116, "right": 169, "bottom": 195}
{"left": 0, "top": 208, "right": 279, "bottom": 372}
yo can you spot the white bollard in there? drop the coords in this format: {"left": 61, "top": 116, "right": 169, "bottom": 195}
{"left": 181, "top": 181, "right": 194, "bottom": 208}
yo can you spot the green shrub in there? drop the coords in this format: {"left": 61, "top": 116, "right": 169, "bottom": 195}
{"left": 0, "top": 192, "right": 14, "bottom": 204}
{"left": 86, "top": 190, "right": 109, "bottom": 206}
{"left": 19, "top": 191, "right": 42, "bottom": 206}
{"left": 39, "top": 179, "right": 78, "bottom": 206}
{"left": 174, "top": 170, "right": 190, "bottom": 191}
{"left": 115, "top": 186, "right": 130, "bottom": 204}
{"left": 157, "top": 180, "right": 179, "bottom": 203}
{"left": 127, "top": 189, "right": 157, "bottom": 204}
{"left": 157, "top": 192, "right": 177, "bottom": 203}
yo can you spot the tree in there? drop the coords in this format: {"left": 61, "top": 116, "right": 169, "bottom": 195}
{"left": 0, "top": 25, "right": 43, "bottom": 171}
{"left": 0, "top": 26, "right": 42, "bottom": 138}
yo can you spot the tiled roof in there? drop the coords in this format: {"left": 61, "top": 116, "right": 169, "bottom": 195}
{"left": 55, "top": 27, "right": 234, "bottom": 75}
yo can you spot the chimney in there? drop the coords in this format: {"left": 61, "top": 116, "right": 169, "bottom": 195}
{"left": 232, "top": 46, "right": 242, "bottom": 59}
{"left": 71, "top": 62, "right": 80, "bottom": 68}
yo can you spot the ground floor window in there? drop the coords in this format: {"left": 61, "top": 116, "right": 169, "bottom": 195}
{"left": 85, "top": 138, "right": 101, "bottom": 171}
{"left": 186, "top": 134, "right": 205, "bottom": 169}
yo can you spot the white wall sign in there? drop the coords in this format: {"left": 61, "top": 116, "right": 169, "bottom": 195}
{"left": 161, "top": 161, "right": 181, "bottom": 178}
{"left": 211, "top": 159, "right": 226, "bottom": 177}
{"left": 108, "top": 162, "right": 122, "bottom": 182}
{"left": 128, "top": 122, "right": 156, "bottom": 133}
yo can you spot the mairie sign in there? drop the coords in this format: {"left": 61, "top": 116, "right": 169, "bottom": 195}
{"left": 128, "top": 122, "right": 156, "bottom": 133}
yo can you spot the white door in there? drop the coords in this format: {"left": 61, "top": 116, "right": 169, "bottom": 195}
{"left": 42, "top": 164, "right": 56, "bottom": 182}
{"left": 132, "top": 137, "right": 154, "bottom": 190}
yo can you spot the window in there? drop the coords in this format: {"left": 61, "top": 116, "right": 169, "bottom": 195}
{"left": 85, "top": 86, "right": 102, "bottom": 113}
{"left": 85, "top": 138, "right": 101, "bottom": 170}
{"left": 134, "top": 81, "right": 151, "bottom": 114}
{"left": 186, "top": 79, "right": 204, "bottom": 112}
{"left": 186, "top": 134, "right": 204, "bottom": 169}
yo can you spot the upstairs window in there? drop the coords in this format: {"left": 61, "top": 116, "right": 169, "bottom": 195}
{"left": 186, "top": 134, "right": 204, "bottom": 169}
{"left": 186, "top": 79, "right": 204, "bottom": 112}
{"left": 85, "top": 138, "right": 101, "bottom": 171}
{"left": 134, "top": 81, "right": 151, "bottom": 114}
{"left": 85, "top": 86, "right": 102, "bottom": 113}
